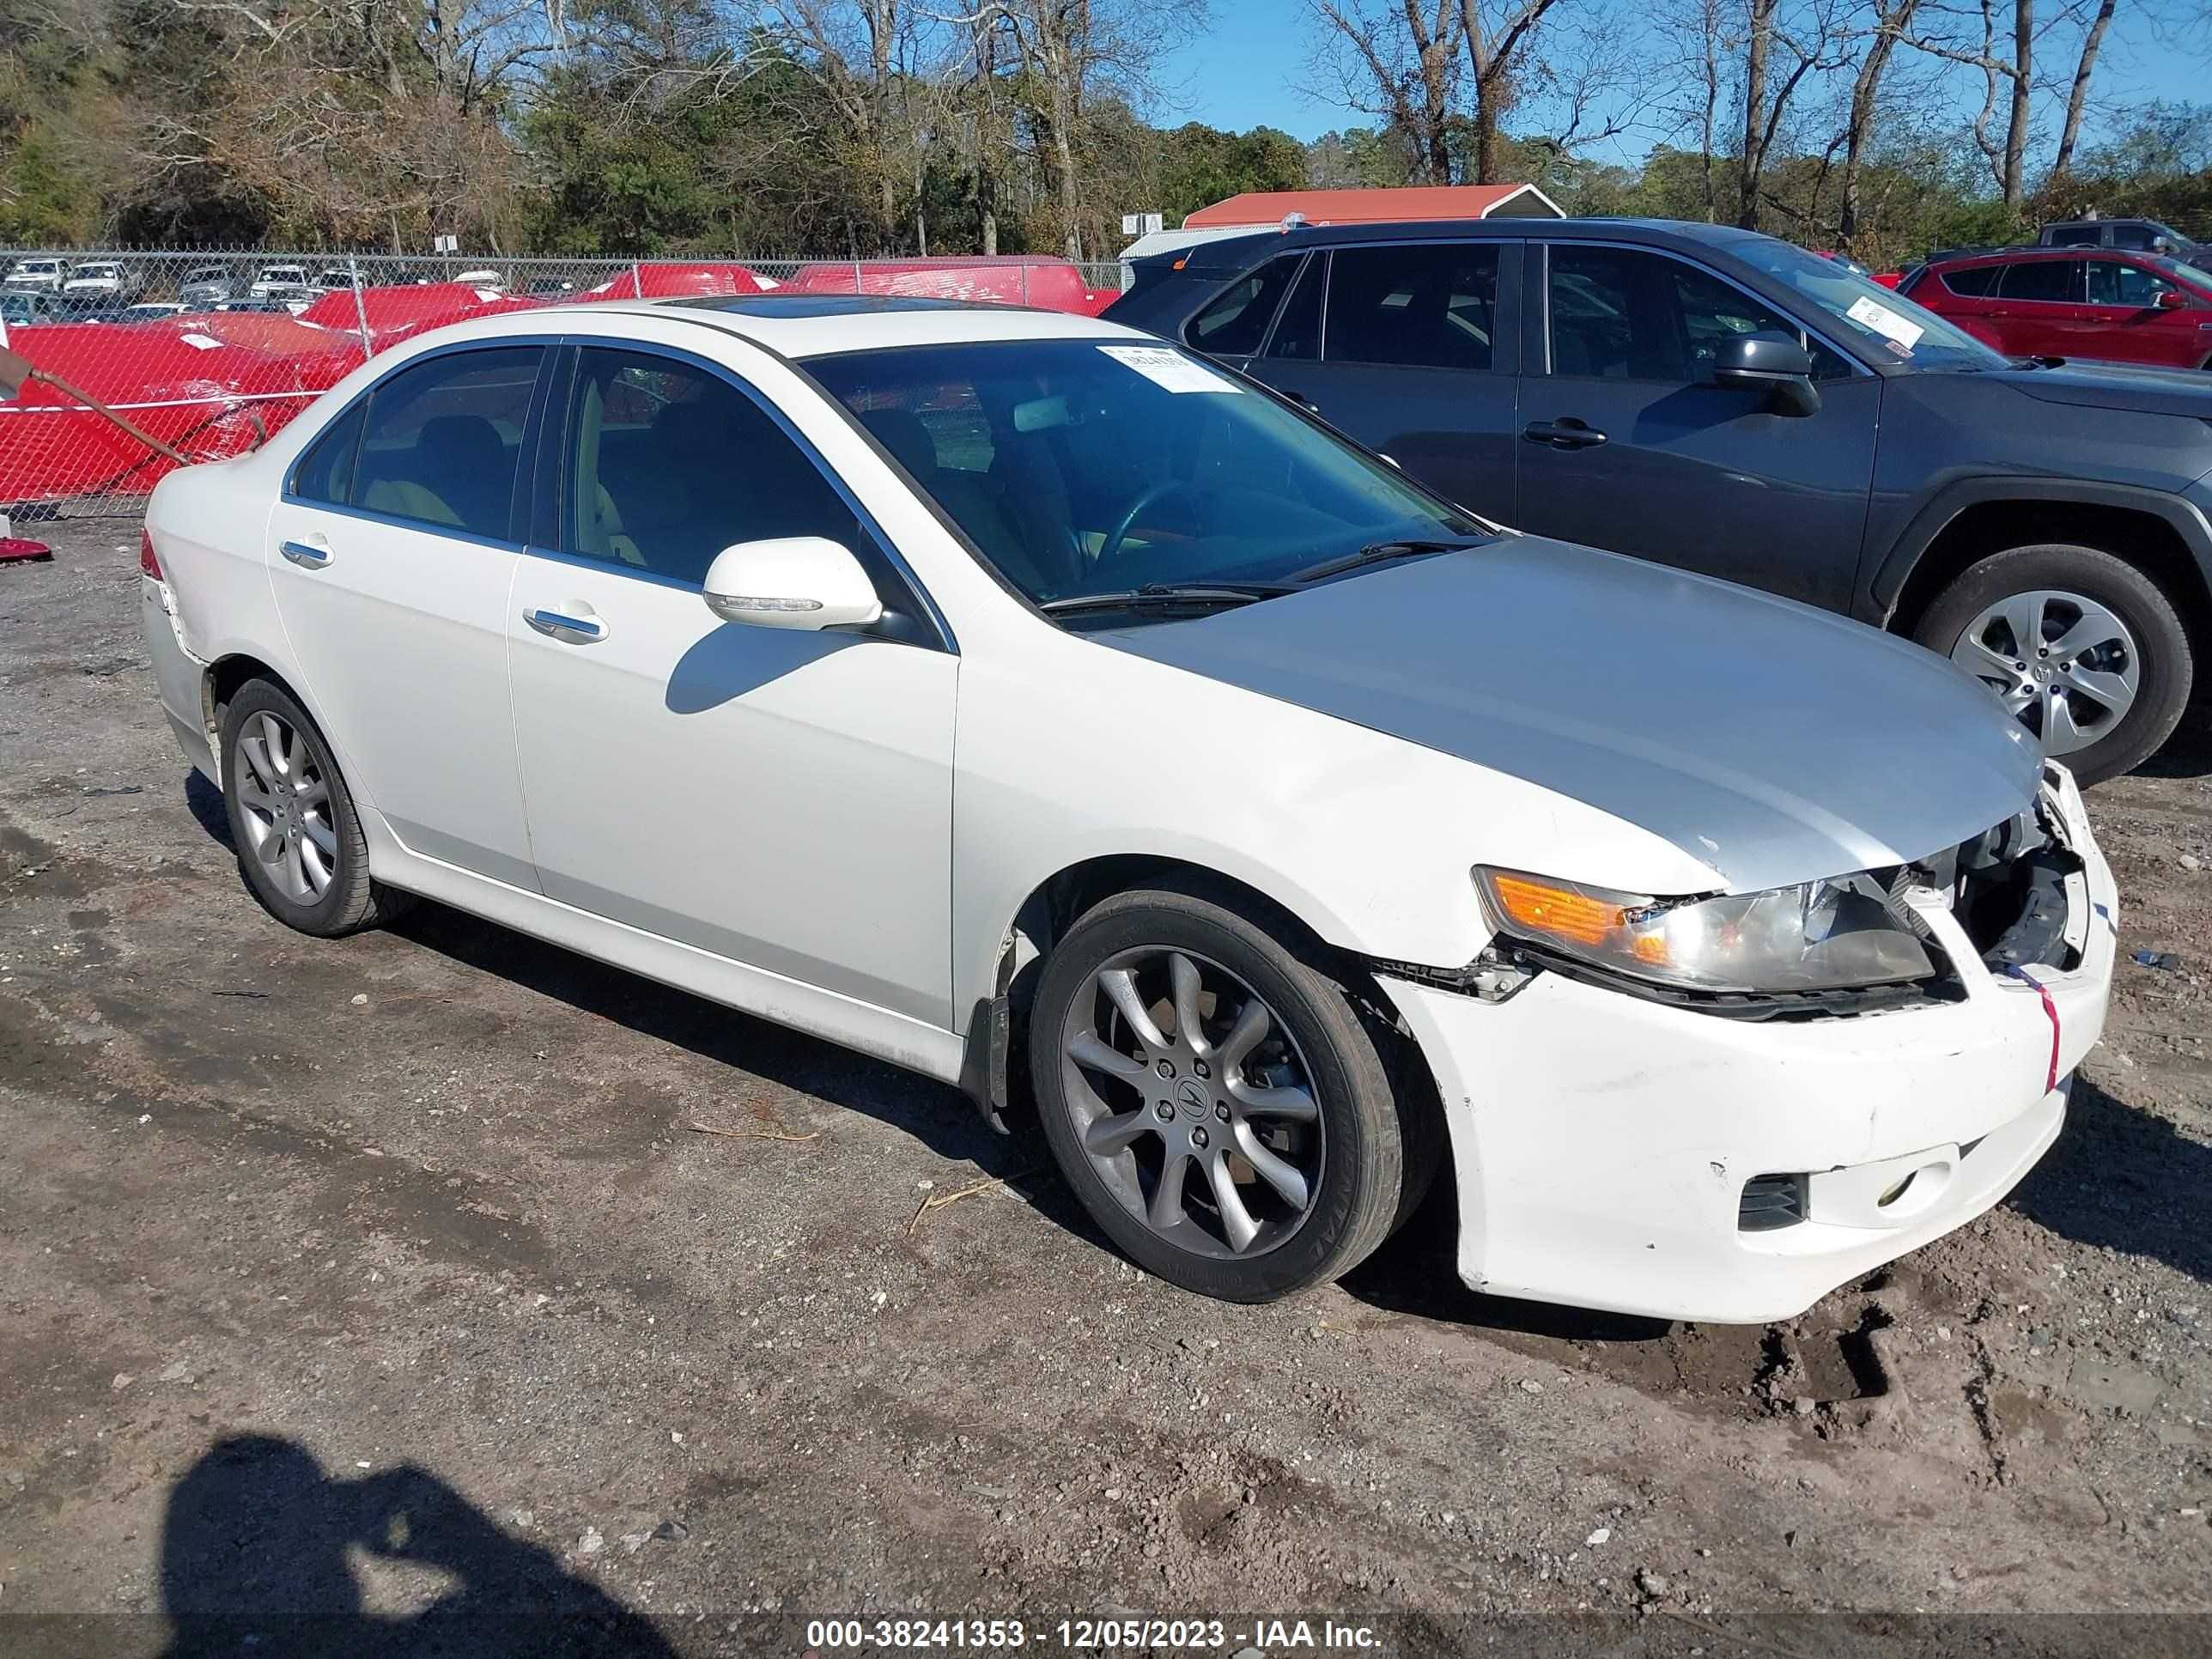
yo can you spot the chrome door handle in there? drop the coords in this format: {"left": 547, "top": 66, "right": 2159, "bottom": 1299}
{"left": 279, "top": 538, "right": 331, "bottom": 568}
{"left": 525, "top": 606, "right": 608, "bottom": 643}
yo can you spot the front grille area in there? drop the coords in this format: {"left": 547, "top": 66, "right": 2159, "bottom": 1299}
{"left": 1912, "top": 789, "right": 2083, "bottom": 974}
{"left": 1739, "top": 1173, "right": 1808, "bottom": 1233}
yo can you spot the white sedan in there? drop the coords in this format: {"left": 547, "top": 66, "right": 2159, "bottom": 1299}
{"left": 139, "top": 296, "right": 2117, "bottom": 1321}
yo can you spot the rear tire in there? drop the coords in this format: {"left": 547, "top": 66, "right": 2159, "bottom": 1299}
{"left": 1027, "top": 877, "right": 1415, "bottom": 1303}
{"left": 1913, "top": 543, "right": 2191, "bottom": 787}
{"left": 218, "top": 678, "right": 411, "bottom": 937}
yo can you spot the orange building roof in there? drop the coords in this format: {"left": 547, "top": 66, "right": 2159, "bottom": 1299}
{"left": 1182, "top": 184, "right": 1562, "bottom": 228}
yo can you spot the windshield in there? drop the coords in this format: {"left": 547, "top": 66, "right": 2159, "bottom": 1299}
{"left": 1725, "top": 237, "right": 2007, "bottom": 369}
{"left": 805, "top": 338, "right": 1492, "bottom": 618}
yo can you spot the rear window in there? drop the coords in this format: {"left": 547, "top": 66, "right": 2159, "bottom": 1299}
{"left": 1940, "top": 265, "right": 2002, "bottom": 297}
{"left": 1184, "top": 255, "right": 1301, "bottom": 356}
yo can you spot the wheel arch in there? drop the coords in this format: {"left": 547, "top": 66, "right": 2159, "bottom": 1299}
{"left": 199, "top": 654, "right": 322, "bottom": 787}
{"left": 1872, "top": 481, "right": 2212, "bottom": 678}
{"left": 957, "top": 853, "right": 1446, "bottom": 1151}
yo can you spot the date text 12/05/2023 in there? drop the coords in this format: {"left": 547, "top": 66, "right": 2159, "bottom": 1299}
{"left": 805, "top": 1617, "right": 1385, "bottom": 1650}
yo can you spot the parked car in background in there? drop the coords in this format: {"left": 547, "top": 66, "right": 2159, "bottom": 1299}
{"left": 2041, "top": 218, "right": 2198, "bottom": 254}
{"left": 0, "top": 289, "right": 61, "bottom": 325}
{"left": 1109, "top": 218, "right": 2212, "bottom": 785}
{"left": 1898, "top": 246, "right": 2212, "bottom": 370}
{"left": 313, "top": 269, "right": 361, "bottom": 293}
{"left": 124, "top": 301, "right": 187, "bottom": 321}
{"left": 454, "top": 268, "right": 505, "bottom": 289}
{"left": 62, "top": 261, "right": 138, "bottom": 301}
{"left": 178, "top": 265, "right": 238, "bottom": 309}
{"left": 249, "top": 264, "right": 311, "bottom": 298}
{"left": 3, "top": 257, "right": 69, "bottom": 293}
{"left": 140, "top": 295, "right": 2113, "bottom": 1322}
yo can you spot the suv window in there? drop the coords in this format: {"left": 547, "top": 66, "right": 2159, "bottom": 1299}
{"left": 1940, "top": 265, "right": 2002, "bottom": 297}
{"left": 2043, "top": 226, "right": 2100, "bottom": 246}
{"left": 1545, "top": 245, "right": 1848, "bottom": 382}
{"left": 1185, "top": 255, "right": 1301, "bottom": 356}
{"left": 347, "top": 346, "right": 541, "bottom": 538}
{"left": 1322, "top": 244, "right": 1499, "bottom": 371}
{"left": 557, "top": 346, "right": 860, "bottom": 586}
{"left": 1998, "top": 259, "right": 2080, "bottom": 303}
{"left": 2109, "top": 225, "right": 2159, "bottom": 250}
{"left": 2086, "top": 259, "right": 2177, "bottom": 307}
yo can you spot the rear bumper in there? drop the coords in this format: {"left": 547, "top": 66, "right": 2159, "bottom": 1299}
{"left": 140, "top": 574, "right": 216, "bottom": 781}
{"left": 1389, "top": 769, "right": 2118, "bottom": 1324}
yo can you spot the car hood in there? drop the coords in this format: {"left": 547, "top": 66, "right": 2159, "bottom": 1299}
{"left": 1987, "top": 358, "right": 2212, "bottom": 420}
{"left": 1097, "top": 539, "right": 2044, "bottom": 894}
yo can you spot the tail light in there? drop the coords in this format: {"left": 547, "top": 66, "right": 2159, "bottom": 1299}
{"left": 139, "top": 528, "right": 162, "bottom": 580}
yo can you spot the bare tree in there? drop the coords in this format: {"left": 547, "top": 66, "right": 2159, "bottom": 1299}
{"left": 2050, "top": 0, "right": 2116, "bottom": 182}
{"left": 1655, "top": 0, "right": 1730, "bottom": 220}
{"left": 1457, "top": 0, "right": 1569, "bottom": 183}
{"left": 1304, "top": 0, "right": 1462, "bottom": 184}
{"left": 1838, "top": 0, "right": 1926, "bottom": 242}
{"left": 1905, "top": 0, "right": 2038, "bottom": 209}
{"left": 1738, "top": 0, "right": 1844, "bottom": 228}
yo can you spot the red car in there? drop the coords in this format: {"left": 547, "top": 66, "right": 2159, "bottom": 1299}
{"left": 1899, "top": 246, "right": 2212, "bottom": 370}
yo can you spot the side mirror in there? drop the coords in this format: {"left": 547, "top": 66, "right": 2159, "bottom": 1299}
{"left": 701, "top": 537, "right": 884, "bottom": 632}
{"left": 2154, "top": 288, "right": 2187, "bottom": 311}
{"left": 1710, "top": 331, "right": 1820, "bottom": 416}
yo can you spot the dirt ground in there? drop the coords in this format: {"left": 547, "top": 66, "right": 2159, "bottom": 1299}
{"left": 1, "top": 519, "right": 2207, "bottom": 1656}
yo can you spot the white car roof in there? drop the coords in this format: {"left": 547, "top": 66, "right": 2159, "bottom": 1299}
{"left": 416, "top": 295, "right": 1147, "bottom": 361}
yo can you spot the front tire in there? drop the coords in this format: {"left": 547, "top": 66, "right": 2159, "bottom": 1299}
{"left": 1913, "top": 544, "right": 2192, "bottom": 787}
{"left": 218, "top": 678, "right": 408, "bottom": 937}
{"left": 1027, "top": 878, "right": 1413, "bottom": 1303}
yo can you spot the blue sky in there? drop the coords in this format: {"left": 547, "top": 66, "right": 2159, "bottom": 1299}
{"left": 1158, "top": 0, "right": 2207, "bottom": 165}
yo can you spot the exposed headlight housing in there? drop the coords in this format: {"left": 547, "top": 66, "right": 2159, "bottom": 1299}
{"left": 1474, "top": 866, "right": 1935, "bottom": 995}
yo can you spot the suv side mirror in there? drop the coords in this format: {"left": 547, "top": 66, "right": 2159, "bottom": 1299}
{"left": 2153, "top": 288, "right": 2188, "bottom": 311}
{"left": 702, "top": 537, "right": 884, "bottom": 632}
{"left": 1710, "top": 331, "right": 1820, "bottom": 416}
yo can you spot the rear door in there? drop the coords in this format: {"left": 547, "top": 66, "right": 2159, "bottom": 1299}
{"left": 1990, "top": 257, "right": 2087, "bottom": 356}
{"left": 264, "top": 343, "right": 547, "bottom": 886}
{"left": 1237, "top": 240, "right": 1522, "bottom": 523}
{"left": 1513, "top": 240, "right": 1877, "bottom": 610}
{"left": 1916, "top": 262, "right": 2008, "bottom": 349}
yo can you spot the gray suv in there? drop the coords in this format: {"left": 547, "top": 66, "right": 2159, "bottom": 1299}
{"left": 1106, "top": 218, "right": 2212, "bottom": 785}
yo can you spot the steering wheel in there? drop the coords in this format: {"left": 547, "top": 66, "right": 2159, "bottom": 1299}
{"left": 1098, "top": 480, "right": 1212, "bottom": 568}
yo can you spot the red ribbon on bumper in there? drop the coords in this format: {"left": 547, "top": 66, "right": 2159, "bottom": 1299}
{"left": 2006, "top": 966, "right": 2062, "bottom": 1094}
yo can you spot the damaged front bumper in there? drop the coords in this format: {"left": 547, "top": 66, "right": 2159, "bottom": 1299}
{"left": 1382, "top": 765, "right": 2118, "bottom": 1325}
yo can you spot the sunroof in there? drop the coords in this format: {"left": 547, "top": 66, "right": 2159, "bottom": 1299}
{"left": 669, "top": 295, "right": 983, "bottom": 317}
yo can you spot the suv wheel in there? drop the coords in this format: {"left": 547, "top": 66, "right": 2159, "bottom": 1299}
{"left": 1914, "top": 544, "right": 2191, "bottom": 786}
{"left": 219, "top": 678, "right": 412, "bottom": 936}
{"left": 1027, "top": 878, "right": 1421, "bottom": 1303}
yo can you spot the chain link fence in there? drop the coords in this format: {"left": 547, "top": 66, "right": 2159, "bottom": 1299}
{"left": 0, "top": 247, "right": 1127, "bottom": 519}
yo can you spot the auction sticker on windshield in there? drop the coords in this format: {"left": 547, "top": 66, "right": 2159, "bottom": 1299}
{"left": 1846, "top": 294, "right": 1925, "bottom": 353}
{"left": 1098, "top": 343, "right": 1243, "bottom": 393}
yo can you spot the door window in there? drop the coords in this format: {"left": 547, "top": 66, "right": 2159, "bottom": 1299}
{"left": 1996, "top": 260, "right": 2081, "bottom": 303}
{"left": 1322, "top": 244, "right": 1499, "bottom": 371}
{"left": 291, "top": 399, "right": 367, "bottom": 507}
{"left": 346, "top": 346, "right": 542, "bottom": 538}
{"left": 1183, "top": 255, "right": 1301, "bottom": 356}
{"left": 2109, "top": 225, "right": 2159, "bottom": 250}
{"left": 557, "top": 347, "right": 860, "bottom": 586}
{"left": 1545, "top": 246, "right": 1847, "bottom": 381}
{"left": 1939, "top": 265, "right": 2002, "bottom": 297}
{"left": 2086, "top": 259, "right": 2177, "bottom": 307}
{"left": 1263, "top": 252, "right": 1323, "bottom": 361}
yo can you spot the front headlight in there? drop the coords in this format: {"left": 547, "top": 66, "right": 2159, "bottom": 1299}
{"left": 1474, "top": 866, "right": 1935, "bottom": 995}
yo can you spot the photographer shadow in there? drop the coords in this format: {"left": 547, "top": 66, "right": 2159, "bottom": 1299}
{"left": 160, "top": 1436, "right": 674, "bottom": 1658}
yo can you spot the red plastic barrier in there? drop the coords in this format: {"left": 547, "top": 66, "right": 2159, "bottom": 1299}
{"left": 783, "top": 258, "right": 1116, "bottom": 315}
{"left": 0, "top": 319, "right": 365, "bottom": 506}
{"left": 296, "top": 281, "right": 547, "bottom": 349}
{"left": 571, "top": 263, "right": 771, "bottom": 302}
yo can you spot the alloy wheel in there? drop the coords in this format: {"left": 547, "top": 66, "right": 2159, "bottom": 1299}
{"left": 1948, "top": 588, "right": 2141, "bottom": 757}
{"left": 232, "top": 711, "right": 337, "bottom": 902}
{"left": 1058, "top": 946, "right": 1323, "bottom": 1260}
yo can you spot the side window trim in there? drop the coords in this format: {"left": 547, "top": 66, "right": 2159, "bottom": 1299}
{"left": 536, "top": 334, "right": 954, "bottom": 653}
{"left": 280, "top": 336, "right": 560, "bottom": 550}
{"left": 1531, "top": 240, "right": 1870, "bottom": 380}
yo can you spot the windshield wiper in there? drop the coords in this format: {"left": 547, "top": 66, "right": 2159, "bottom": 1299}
{"left": 1038, "top": 580, "right": 1297, "bottom": 617}
{"left": 1282, "top": 537, "right": 1487, "bottom": 587}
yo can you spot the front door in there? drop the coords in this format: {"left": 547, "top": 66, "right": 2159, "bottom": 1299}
{"left": 506, "top": 343, "right": 957, "bottom": 1027}
{"left": 1239, "top": 241, "right": 1522, "bottom": 524}
{"left": 2081, "top": 257, "right": 2204, "bottom": 368}
{"left": 264, "top": 343, "right": 545, "bottom": 886}
{"left": 1513, "top": 242, "right": 1878, "bottom": 611}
